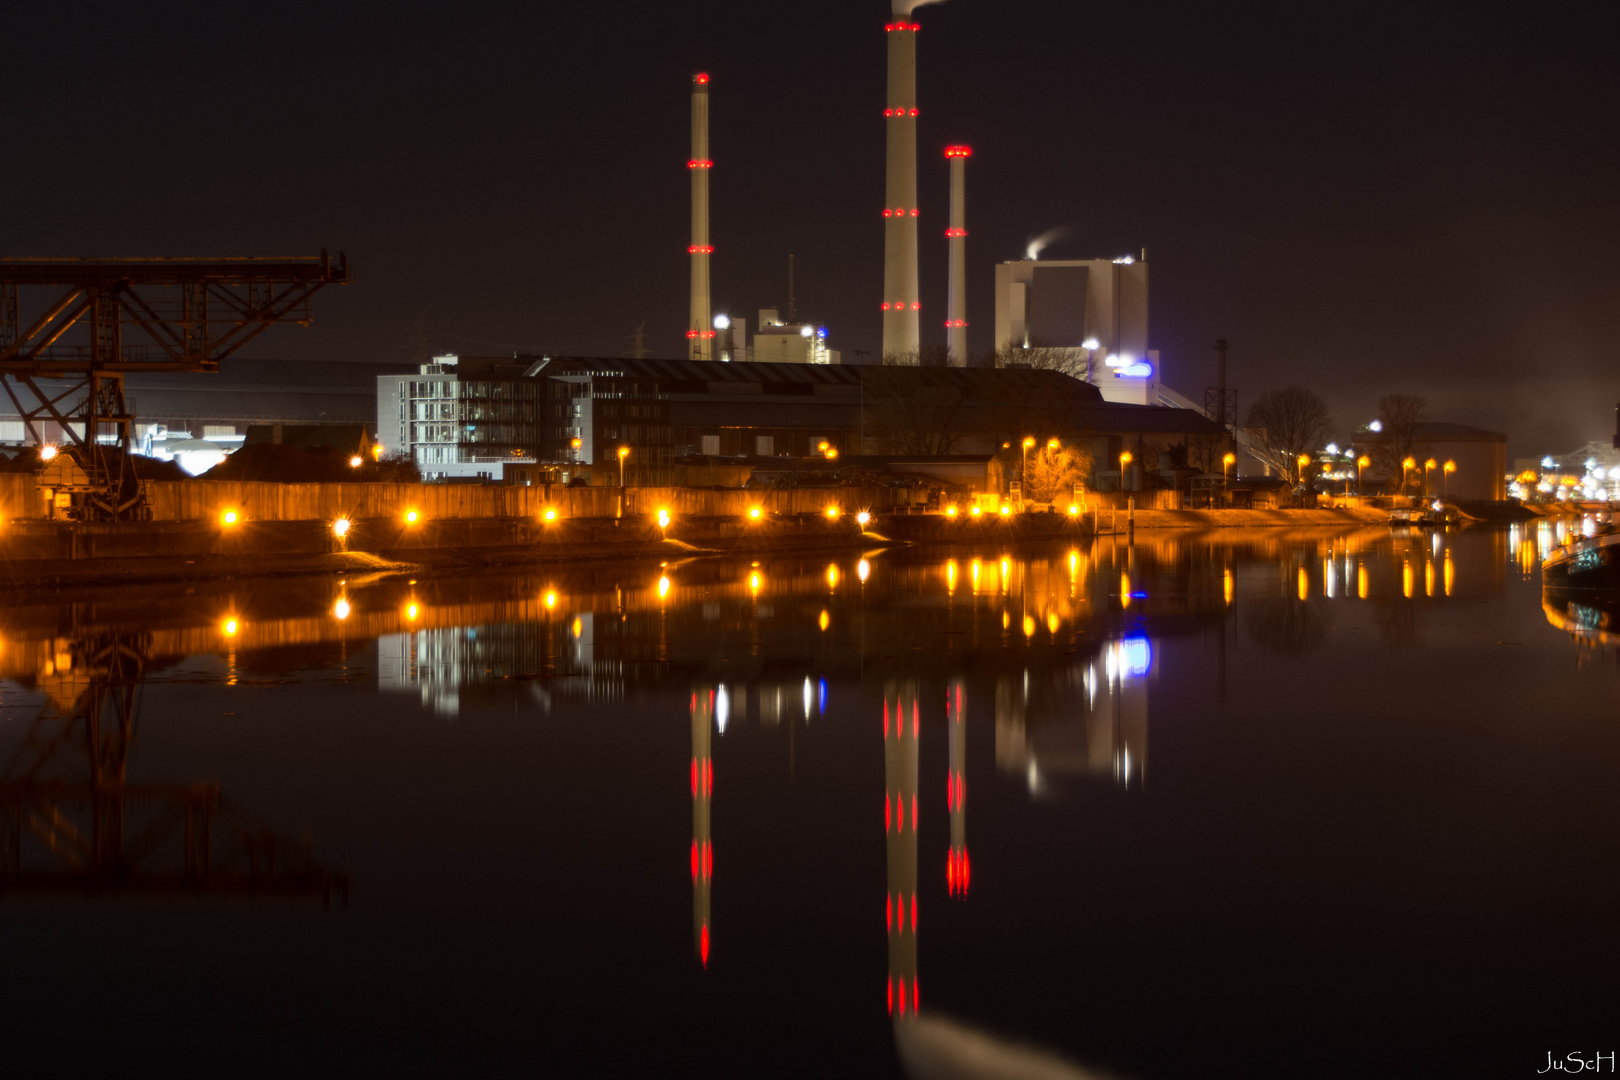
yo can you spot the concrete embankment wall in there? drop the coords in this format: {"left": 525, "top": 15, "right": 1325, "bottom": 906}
{"left": 0, "top": 475, "right": 925, "bottom": 523}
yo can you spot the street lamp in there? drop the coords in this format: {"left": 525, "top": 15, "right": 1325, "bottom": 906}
{"left": 1443, "top": 459, "right": 1455, "bottom": 500}
{"left": 1222, "top": 451, "right": 1236, "bottom": 495}
{"left": 1021, "top": 436, "right": 1035, "bottom": 495}
{"left": 570, "top": 437, "right": 582, "bottom": 461}
{"left": 1119, "top": 450, "right": 1132, "bottom": 493}
{"left": 1297, "top": 453, "right": 1311, "bottom": 483}
{"left": 1357, "top": 455, "right": 1370, "bottom": 495}
{"left": 1424, "top": 458, "right": 1437, "bottom": 498}
{"left": 1402, "top": 456, "right": 1416, "bottom": 496}
{"left": 618, "top": 445, "right": 629, "bottom": 487}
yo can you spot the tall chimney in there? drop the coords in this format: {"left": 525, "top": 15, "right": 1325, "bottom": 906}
{"left": 944, "top": 146, "right": 970, "bottom": 366}
{"left": 687, "top": 73, "right": 714, "bottom": 361}
{"left": 881, "top": 16, "right": 921, "bottom": 361}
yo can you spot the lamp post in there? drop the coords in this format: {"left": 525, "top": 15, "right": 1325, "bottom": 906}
{"left": 570, "top": 436, "right": 581, "bottom": 461}
{"left": 618, "top": 445, "right": 629, "bottom": 487}
{"left": 1222, "top": 452, "right": 1235, "bottom": 501}
{"left": 1443, "top": 459, "right": 1455, "bottom": 500}
{"left": 1021, "top": 436, "right": 1035, "bottom": 494}
{"left": 1424, "top": 458, "right": 1437, "bottom": 499}
{"left": 1119, "top": 450, "right": 1132, "bottom": 493}
{"left": 1357, "top": 455, "right": 1369, "bottom": 495}
{"left": 1402, "top": 456, "right": 1416, "bottom": 497}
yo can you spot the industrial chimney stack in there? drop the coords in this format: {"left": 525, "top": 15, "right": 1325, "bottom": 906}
{"left": 688, "top": 73, "right": 714, "bottom": 361}
{"left": 881, "top": 17, "right": 921, "bottom": 360}
{"left": 944, "top": 146, "right": 970, "bottom": 365}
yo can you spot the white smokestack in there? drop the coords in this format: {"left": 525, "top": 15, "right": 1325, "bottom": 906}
{"left": 944, "top": 145, "right": 970, "bottom": 366}
{"left": 880, "top": 12, "right": 926, "bottom": 360}
{"left": 688, "top": 72, "right": 714, "bottom": 361}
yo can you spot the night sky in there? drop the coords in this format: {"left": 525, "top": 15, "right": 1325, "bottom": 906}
{"left": 5, "top": 0, "right": 1616, "bottom": 456}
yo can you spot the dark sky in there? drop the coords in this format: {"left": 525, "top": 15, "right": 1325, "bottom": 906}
{"left": 5, "top": 0, "right": 1617, "bottom": 455}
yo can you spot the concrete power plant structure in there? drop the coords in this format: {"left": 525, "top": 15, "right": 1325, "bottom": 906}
{"left": 994, "top": 255, "right": 1157, "bottom": 406}
{"left": 881, "top": 14, "right": 922, "bottom": 360}
{"left": 944, "top": 146, "right": 970, "bottom": 365}
{"left": 688, "top": 73, "right": 714, "bottom": 362}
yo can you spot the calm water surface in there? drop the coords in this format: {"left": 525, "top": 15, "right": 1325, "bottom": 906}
{"left": 2, "top": 522, "right": 1616, "bottom": 1078}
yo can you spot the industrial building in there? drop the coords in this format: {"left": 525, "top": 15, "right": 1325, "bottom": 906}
{"left": 0, "top": 357, "right": 412, "bottom": 474}
{"left": 375, "top": 354, "right": 1223, "bottom": 490}
{"left": 1351, "top": 421, "right": 1508, "bottom": 501}
{"left": 994, "top": 255, "right": 1157, "bottom": 406}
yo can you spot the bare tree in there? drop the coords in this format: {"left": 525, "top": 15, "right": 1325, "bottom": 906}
{"left": 1244, "top": 387, "right": 1334, "bottom": 484}
{"left": 992, "top": 340, "right": 1096, "bottom": 383}
{"left": 863, "top": 367, "right": 967, "bottom": 454}
{"left": 882, "top": 348, "right": 958, "bottom": 367}
{"left": 1024, "top": 440, "right": 1093, "bottom": 503}
{"left": 1369, "top": 393, "right": 1430, "bottom": 494}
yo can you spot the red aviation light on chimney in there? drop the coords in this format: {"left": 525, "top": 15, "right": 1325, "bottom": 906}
{"left": 687, "top": 159, "right": 713, "bottom": 169}
{"left": 884, "top": 21, "right": 921, "bottom": 31}
{"left": 688, "top": 245, "right": 713, "bottom": 254}
{"left": 944, "top": 145, "right": 972, "bottom": 158}
{"left": 945, "top": 228, "right": 967, "bottom": 237}
{"left": 694, "top": 72, "right": 709, "bottom": 85}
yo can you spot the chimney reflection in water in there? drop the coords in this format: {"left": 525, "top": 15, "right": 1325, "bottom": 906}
{"left": 691, "top": 689, "right": 714, "bottom": 967}
{"left": 885, "top": 681, "right": 919, "bottom": 1017}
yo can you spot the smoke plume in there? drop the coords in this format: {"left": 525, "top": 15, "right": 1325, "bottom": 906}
{"left": 893, "top": 0, "right": 946, "bottom": 16}
{"left": 1024, "top": 227, "right": 1072, "bottom": 261}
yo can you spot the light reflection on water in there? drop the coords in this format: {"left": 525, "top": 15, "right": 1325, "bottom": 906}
{"left": 0, "top": 523, "right": 1617, "bottom": 1077}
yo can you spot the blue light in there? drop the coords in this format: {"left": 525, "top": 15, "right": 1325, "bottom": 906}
{"left": 817, "top": 327, "right": 827, "bottom": 339}
{"left": 1121, "top": 636, "right": 1151, "bottom": 676}
{"left": 818, "top": 678, "right": 827, "bottom": 713}
{"left": 1119, "top": 361, "right": 1154, "bottom": 378}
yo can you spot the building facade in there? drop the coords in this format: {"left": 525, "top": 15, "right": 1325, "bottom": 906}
{"left": 993, "top": 256, "right": 1156, "bottom": 406}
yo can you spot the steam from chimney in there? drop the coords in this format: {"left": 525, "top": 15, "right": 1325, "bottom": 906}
{"left": 892, "top": 0, "right": 945, "bottom": 14}
{"left": 1024, "top": 226, "right": 1072, "bottom": 261}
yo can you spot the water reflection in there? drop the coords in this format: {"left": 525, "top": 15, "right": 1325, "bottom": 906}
{"left": 0, "top": 630, "right": 347, "bottom": 902}
{"left": 0, "top": 522, "right": 1603, "bottom": 1074}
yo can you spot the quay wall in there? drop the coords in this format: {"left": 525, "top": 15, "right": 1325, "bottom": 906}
{"left": 0, "top": 476, "right": 926, "bottom": 523}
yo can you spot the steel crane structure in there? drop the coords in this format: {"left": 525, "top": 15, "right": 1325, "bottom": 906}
{"left": 0, "top": 254, "right": 353, "bottom": 520}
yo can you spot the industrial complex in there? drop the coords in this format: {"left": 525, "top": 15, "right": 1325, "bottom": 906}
{"left": 0, "top": 1, "right": 1579, "bottom": 518}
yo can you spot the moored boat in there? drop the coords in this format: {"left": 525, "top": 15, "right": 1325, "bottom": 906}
{"left": 1541, "top": 524, "right": 1620, "bottom": 589}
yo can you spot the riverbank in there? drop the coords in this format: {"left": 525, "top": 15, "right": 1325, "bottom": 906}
{"left": 0, "top": 506, "right": 1416, "bottom": 591}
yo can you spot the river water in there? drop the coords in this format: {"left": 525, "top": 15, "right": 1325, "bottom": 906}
{"left": 1, "top": 521, "right": 1616, "bottom": 1077}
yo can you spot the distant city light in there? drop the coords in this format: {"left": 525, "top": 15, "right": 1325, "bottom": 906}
{"left": 1368, "top": 420, "right": 1383, "bottom": 432}
{"left": 1082, "top": 338, "right": 1100, "bottom": 351}
{"left": 713, "top": 313, "right": 730, "bottom": 330}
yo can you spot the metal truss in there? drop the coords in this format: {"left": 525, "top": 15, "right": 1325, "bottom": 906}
{"left": 0, "top": 254, "right": 352, "bottom": 520}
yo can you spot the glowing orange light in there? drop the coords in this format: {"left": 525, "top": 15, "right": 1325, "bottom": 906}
{"left": 39, "top": 445, "right": 58, "bottom": 462}
{"left": 220, "top": 509, "right": 239, "bottom": 526}
{"left": 543, "top": 507, "right": 558, "bottom": 522}
{"left": 856, "top": 511, "right": 871, "bottom": 526}
{"left": 748, "top": 506, "right": 762, "bottom": 520}
{"left": 333, "top": 598, "right": 351, "bottom": 620}
{"left": 348, "top": 455, "right": 362, "bottom": 468}
{"left": 656, "top": 508, "right": 671, "bottom": 528}
{"left": 406, "top": 603, "right": 419, "bottom": 621}
{"left": 332, "top": 517, "right": 351, "bottom": 538}
{"left": 544, "top": 590, "right": 557, "bottom": 609}
{"left": 658, "top": 575, "right": 671, "bottom": 599}
{"left": 404, "top": 509, "right": 420, "bottom": 524}
{"left": 818, "top": 609, "right": 829, "bottom": 631}
{"left": 221, "top": 618, "right": 238, "bottom": 637}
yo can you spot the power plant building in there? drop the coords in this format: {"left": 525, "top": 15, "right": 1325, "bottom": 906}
{"left": 994, "top": 256, "right": 1157, "bottom": 406}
